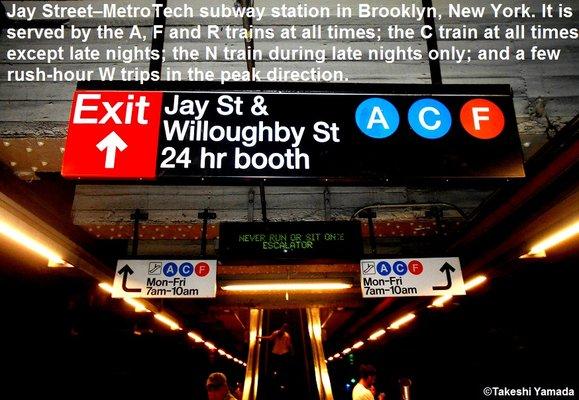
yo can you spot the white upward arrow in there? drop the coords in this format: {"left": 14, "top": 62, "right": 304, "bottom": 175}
{"left": 96, "top": 131, "right": 128, "bottom": 169}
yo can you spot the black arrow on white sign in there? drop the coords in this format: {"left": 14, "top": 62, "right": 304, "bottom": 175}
{"left": 432, "top": 262, "right": 456, "bottom": 291}
{"left": 118, "top": 264, "right": 142, "bottom": 293}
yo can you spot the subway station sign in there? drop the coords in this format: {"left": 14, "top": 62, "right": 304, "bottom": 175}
{"left": 360, "top": 257, "right": 465, "bottom": 298}
{"left": 62, "top": 82, "right": 525, "bottom": 182}
{"left": 219, "top": 221, "right": 362, "bottom": 262}
{"left": 112, "top": 259, "right": 216, "bottom": 298}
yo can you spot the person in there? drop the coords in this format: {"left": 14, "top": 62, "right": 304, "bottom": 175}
{"left": 257, "top": 322, "right": 292, "bottom": 357}
{"left": 370, "top": 385, "right": 387, "bottom": 400}
{"left": 206, "top": 372, "right": 237, "bottom": 400}
{"left": 257, "top": 323, "right": 293, "bottom": 391}
{"left": 232, "top": 381, "right": 243, "bottom": 400}
{"left": 352, "top": 364, "right": 377, "bottom": 400}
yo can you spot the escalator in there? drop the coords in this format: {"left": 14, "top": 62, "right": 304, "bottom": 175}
{"left": 243, "top": 308, "right": 333, "bottom": 400}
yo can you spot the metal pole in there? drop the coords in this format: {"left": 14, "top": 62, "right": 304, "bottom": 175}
{"left": 422, "top": 0, "right": 442, "bottom": 84}
{"left": 198, "top": 209, "right": 217, "bottom": 257}
{"left": 200, "top": 210, "right": 208, "bottom": 257}
{"left": 130, "top": 209, "right": 148, "bottom": 257}
{"left": 323, "top": 188, "right": 331, "bottom": 221}
{"left": 259, "top": 182, "right": 268, "bottom": 223}
{"left": 239, "top": 0, "right": 256, "bottom": 79}
{"left": 248, "top": 188, "right": 255, "bottom": 222}
{"left": 359, "top": 210, "right": 377, "bottom": 255}
{"left": 149, "top": 0, "right": 167, "bottom": 75}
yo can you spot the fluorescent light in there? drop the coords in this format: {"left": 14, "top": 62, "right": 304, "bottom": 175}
{"left": 328, "top": 356, "right": 334, "bottom": 361}
{"left": 98, "top": 282, "right": 114, "bottom": 293}
{"left": 188, "top": 331, "right": 204, "bottom": 343}
{"left": 368, "top": 329, "right": 386, "bottom": 341}
{"left": 352, "top": 341, "right": 364, "bottom": 349}
{"left": 218, "top": 349, "right": 226, "bottom": 356}
{"left": 98, "top": 283, "right": 150, "bottom": 312}
{"left": 431, "top": 275, "right": 488, "bottom": 308}
{"left": 0, "top": 221, "right": 71, "bottom": 267}
{"left": 221, "top": 280, "right": 352, "bottom": 292}
{"left": 47, "top": 259, "right": 74, "bottom": 268}
{"left": 521, "top": 219, "right": 579, "bottom": 258}
{"left": 204, "top": 341, "right": 216, "bottom": 350}
{"left": 342, "top": 347, "right": 352, "bottom": 354}
{"left": 465, "top": 275, "right": 487, "bottom": 291}
{"left": 226, "top": 354, "right": 233, "bottom": 359}
{"left": 154, "top": 313, "right": 181, "bottom": 330}
{"left": 389, "top": 313, "right": 416, "bottom": 330}
{"left": 123, "top": 297, "right": 150, "bottom": 313}
{"left": 432, "top": 294, "right": 453, "bottom": 308}
{"left": 333, "top": 353, "right": 341, "bottom": 358}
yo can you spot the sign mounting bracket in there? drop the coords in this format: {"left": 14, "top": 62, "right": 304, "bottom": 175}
{"left": 259, "top": 182, "right": 268, "bottom": 223}
{"left": 198, "top": 209, "right": 217, "bottom": 257}
{"left": 358, "top": 210, "right": 377, "bottom": 255}
{"left": 130, "top": 209, "right": 148, "bottom": 257}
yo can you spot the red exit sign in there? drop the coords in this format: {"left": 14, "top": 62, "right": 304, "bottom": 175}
{"left": 62, "top": 91, "right": 163, "bottom": 179}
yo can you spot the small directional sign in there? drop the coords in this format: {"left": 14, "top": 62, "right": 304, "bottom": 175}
{"left": 112, "top": 259, "right": 216, "bottom": 298}
{"left": 360, "top": 257, "right": 465, "bottom": 298}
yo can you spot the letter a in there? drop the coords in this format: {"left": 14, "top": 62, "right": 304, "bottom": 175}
{"left": 367, "top": 106, "right": 389, "bottom": 130}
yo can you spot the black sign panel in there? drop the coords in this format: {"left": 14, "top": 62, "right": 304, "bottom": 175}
{"left": 219, "top": 221, "right": 362, "bottom": 263}
{"left": 73, "top": 81, "right": 525, "bottom": 183}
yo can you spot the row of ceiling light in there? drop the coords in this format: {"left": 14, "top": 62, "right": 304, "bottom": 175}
{"left": 97, "top": 282, "right": 247, "bottom": 367}
{"left": 1, "top": 210, "right": 577, "bottom": 364}
{"left": 98, "top": 282, "right": 247, "bottom": 368}
{"left": 327, "top": 274, "right": 488, "bottom": 362}
{"left": 0, "top": 217, "right": 246, "bottom": 368}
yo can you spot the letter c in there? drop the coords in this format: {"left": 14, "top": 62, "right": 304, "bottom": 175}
{"left": 421, "top": 25, "right": 433, "bottom": 39}
{"left": 418, "top": 106, "right": 442, "bottom": 131}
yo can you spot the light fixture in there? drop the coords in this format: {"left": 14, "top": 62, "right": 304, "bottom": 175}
{"left": 431, "top": 275, "right": 488, "bottom": 308}
{"left": 342, "top": 347, "right": 352, "bottom": 354}
{"left": 521, "top": 219, "right": 579, "bottom": 258}
{"left": 154, "top": 313, "right": 181, "bottom": 330}
{"left": 389, "top": 313, "right": 415, "bottom": 330}
{"left": 0, "top": 221, "right": 73, "bottom": 267}
{"left": 221, "top": 280, "right": 352, "bottom": 292}
{"left": 333, "top": 353, "right": 341, "bottom": 359}
{"left": 98, "top": 283, "right": 150, "bottom": 312}
{"left": 431, "top": 294, "right": 453, "bottom": 308}
{"left": 123, "top": 297, "right": 150, "bottom": 313}
{"left": 352, "top": 341, "right": 364, "bottom": 349}
{"left": 464, "top": 275, "right": 487, "bottom": 291}
{"left": 98, "top": 282, "right": 114, "bottom": 293}
{"left": 188, "top": 331, "right": 204, "bottom": 343}
{"left": 368, "top": 328, "right": 386, "bottom": 341}
{"left": 328, "top": 356, "right": 334, "bottom": 361}
{"left": 204, "top": 341, "right": 216, "bottom": 350}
